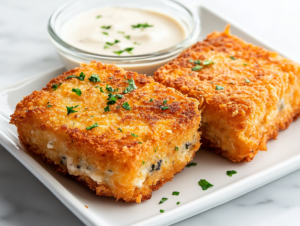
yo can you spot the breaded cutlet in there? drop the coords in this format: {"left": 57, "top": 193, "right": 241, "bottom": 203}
{"left": 154, "top": 25, "right": 300, "bottom": 163}
{"left": 10, "top": 61, "right": 201, "bottom": 203}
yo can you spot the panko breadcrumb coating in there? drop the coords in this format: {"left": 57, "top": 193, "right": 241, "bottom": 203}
{"left": 10, "top": 61, "right": 201, "bottom": 203}
{"left": 154, "top": 25, "right": 300, "bottom": 162}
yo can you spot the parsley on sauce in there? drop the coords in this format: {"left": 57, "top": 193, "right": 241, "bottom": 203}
{"left": 132, "top": 23, "right": 153, "bottom": 30}
{"left": 106, "top": 40, "right": 120, "bottom": 46}
{"left": 101, "top": 25, "right": 111, "bottom": 29}
{"left": 114, "top": 47, "right": 134, "bottom": 55}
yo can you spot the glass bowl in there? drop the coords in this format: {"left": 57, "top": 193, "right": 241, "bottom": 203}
{"left": 48, "top": 0, "right": 200, "bottom": 75}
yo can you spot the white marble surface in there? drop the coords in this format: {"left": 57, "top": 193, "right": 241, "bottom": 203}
{"left": 1, "top": 0, "right": 300, "bottom": 225}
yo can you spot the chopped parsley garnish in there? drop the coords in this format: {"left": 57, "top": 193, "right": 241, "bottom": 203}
{"left": 124, "top": 35, "right": 130, "bottom": 40}
{"left": 142, "top": 161, "right": 145, "bottom": 165}
{"left": 194, "top": 60, "right": 201, "bottom": 65}
{"left": 175, "top": 146, "right": 179, "bottom": 151}
{"left": 154, "top": 146, "right": 158, "bottom": 152}
{"left": 66, "top": 105, "right": 79, "bottom": 115}
{"left": 113, "top": 47, "right": 134, "bottom": 55}
{"left": 122, "top": 102, "right": 131, "bottom": 110}
{"left": 215, "top": 85, "right": 224, "bottom": 90}
{"left": 90, "top": 115, "right": 94, "bottom": 118}
{"left": 163, "top": 99, "right": 167, "bottom": 105}
{"left": 116, "top": 106, "right": 121, "bottom": 109}
{"left": 186, "top": 162, "right": 197, "bottom": 167}
{"left": 117, "top": 127, "right": 122, "bottom": 132}
{"left": 106, "top": 84, "right": 118, "bottom": 92}
{"left": 177, "top": 202, "right": 180, "bottom": 205}
{"left": 66, "top": 72, "right": 85, "bottom": 81}
{"left": 131, "top": 133, "right": 138, "bottom": 137}
{"left": 107, "top": 93, "right": 118, "bottom": 105}
{"left": 102, "top": 32, "right": 108, "bottom": 35}
{"left": 101, "top": 25, "right": 111, "bottom": 29}
{"left": 47, "top": 105, "right": 52, "bottom": 108}
{"left": 88, "top": 74, "right": 101, "bottom": 83}
{"left": 229, "top": 56, "right": 236, "bottom": 60}
{"left": 116, "top": 94, "right": 123, "bottom": 99}
{"left": 132, "top": 23, "right": 153, "bottom": 30}
{"left": 133, "top": 42, "right": 140, "bottom": 45}
{"left": 243, "top": 63, "right": 248, "bottom": 66}
{"left": 172, "top": 191, "right": 180, "bottom": 196}
{"left": 203, "top": 60, "right": 214, "bottom": 65}
{"left": 191, "top": 65, "right": 203, "bottom": 71}
{"left": 124, "top": 78, "right": 137, "bottom": 93}
{"left": 52, "top": 83, "right": 62, "bottom": 90}
{"left": 100, "top": 87, "right": 105, "bottom": 93}
{"left": 230, "top": 81, "right": 235, "bottom": 84}
{"left": 104, "top": 45, "right": 110, "bottom": 49}
{"left": 118, "top": 31, "right": 125, "bottom": 34}
{"left": 95, "top": 86, "right": 99, "bottom": 88}
{"left": 189, "top": 59, "right": 194, "bottom": 63}
{"left": 160, "top": 210, "right": 164, "bottom": 213}
{"left": 161, "top": 106, "right": 169, "bottom": 110}
{"left": 109, "top": 77, "right": 113, "bottom": 79}
{"left": 138, "top": 141, "right": 142, "bottom": 144}
{"left": 104, "top": 105, "right": 110, "bottom": 112}
{"left": 227, "top": 170, "right": 237, "bottom": 177}
{"left": 198, "top": 179, "right": 214, "bottom": 190}
{"left": 159, "top": 197, "right": 168, "bottom": 204}
{"left": 106, "top": 40, "right": 120, "bottom": 46}
{"left": 96, "top": 15, "right": 102, "bottom": 19}
{"left": 86, "top": 122, "right": 98, "bottom": 130}
{"left": 245, "top": 78, "right": 251, "bottom": 83}
{"left": 150, "top": 98, "right": 153, "bottom": 102}
{"left": 72, "top": 88, "right": 82, "bottom": 96}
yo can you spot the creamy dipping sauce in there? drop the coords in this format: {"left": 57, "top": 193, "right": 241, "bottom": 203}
{"left": 61, "top": 7, "right": 186, "bottom": 56}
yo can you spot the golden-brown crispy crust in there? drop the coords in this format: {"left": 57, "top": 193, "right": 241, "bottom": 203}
{"left": 10, "top": 61, "right": 201, "bottom": 202}
{"left": 20, "top": 134, "right": 198, "bottom": 202}
{"left": 154, "top": 25, "right": 300, "bottom": 162}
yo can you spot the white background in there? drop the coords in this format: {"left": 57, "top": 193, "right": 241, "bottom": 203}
{"left": 1, "top": 0, "right": 300, "bottom": 225}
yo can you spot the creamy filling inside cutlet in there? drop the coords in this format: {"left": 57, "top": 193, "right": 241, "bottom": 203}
{"left": 43, "top": 133, "right": 199, "bottom": 189}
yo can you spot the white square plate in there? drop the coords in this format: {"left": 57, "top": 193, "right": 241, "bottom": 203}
{"left": 0, "top": 4, "right": 300, "bottom": 226}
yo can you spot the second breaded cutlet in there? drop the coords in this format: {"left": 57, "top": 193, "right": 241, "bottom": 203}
{"left": 154, "top": 25, "right": 300, "bottom": 162}
{"left": 10, "top": 61, "right": 201, "bottom": 203}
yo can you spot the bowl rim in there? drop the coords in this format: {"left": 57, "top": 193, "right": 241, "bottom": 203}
{"left": 47, "top": 0, "right": 200, "bottom": 62}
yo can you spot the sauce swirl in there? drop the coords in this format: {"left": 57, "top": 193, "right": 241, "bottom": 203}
{"left": 61, "top": 7, "right": 186, "bottom": 56}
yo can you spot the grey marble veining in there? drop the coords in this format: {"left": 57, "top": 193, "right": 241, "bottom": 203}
{"left": 1, "top": 0, "right": 300, "bottom": 225}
